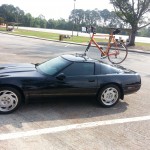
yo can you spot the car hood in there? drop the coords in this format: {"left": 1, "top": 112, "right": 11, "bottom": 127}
{"left": 0, "top": 63, "right": 36, "bottom": 75}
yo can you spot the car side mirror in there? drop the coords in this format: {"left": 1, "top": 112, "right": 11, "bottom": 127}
{"left": 56, "top": 73, "right": 66, "bottom": 80}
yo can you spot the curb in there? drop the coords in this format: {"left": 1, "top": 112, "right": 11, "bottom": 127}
{"left": 0, "top": 31, "right": 150, "bottom": 55}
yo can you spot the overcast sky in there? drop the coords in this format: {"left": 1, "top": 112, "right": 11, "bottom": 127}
{"left": 0, "top": 0, "right": 113, "bottom": 20}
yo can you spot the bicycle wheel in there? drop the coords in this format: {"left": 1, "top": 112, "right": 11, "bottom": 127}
{"left": 108, "top": 42, "right": 128, "bottom": 64}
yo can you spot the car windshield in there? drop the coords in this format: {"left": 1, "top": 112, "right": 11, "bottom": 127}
{"left": 37, "top": 56, "right": 70, "bottom": 75}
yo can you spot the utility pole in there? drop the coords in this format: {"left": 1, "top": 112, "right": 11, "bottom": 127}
{"left": 72, "top": 0, "right": 76, "bottom": 38}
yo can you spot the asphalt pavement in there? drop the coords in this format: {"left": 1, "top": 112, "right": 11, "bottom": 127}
{"left": 0, "top": 30, "right": 150, "bottom": 55}
{"left": 0, "top": 33, "right": 150, "bottom": 150}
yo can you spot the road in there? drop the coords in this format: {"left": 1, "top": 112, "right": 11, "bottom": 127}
{"left": 0, "top": 33, "right": 150, "bottom": 150}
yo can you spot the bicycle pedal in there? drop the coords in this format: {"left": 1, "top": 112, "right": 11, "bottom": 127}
{"left": 101, "top": 55, "right": 107, "bottom": 59}
{"left": 101, "top": 51, "right": 106, "bottom": 57}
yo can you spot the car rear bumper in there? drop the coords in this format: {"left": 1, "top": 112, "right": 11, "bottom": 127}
{"left": 123, "top": 84, "right": 141, "bottom": 95}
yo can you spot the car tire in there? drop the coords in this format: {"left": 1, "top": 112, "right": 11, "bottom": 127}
{"left": 0, "top": 87, "right": 22, "bottom": 114}
{"left": 97, "top": 84, "right": 120, "bottom": 107}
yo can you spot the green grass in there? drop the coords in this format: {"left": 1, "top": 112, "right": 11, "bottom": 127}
{"left": 0, "top": 27, "right": 59, "bottom": 40}
{"left": 0, "top": 27, "right": 109, "bottom": 43}
{"left": 0, "top": 27, "right": 6, "bottom": 31}
{"left": 15, "top": 29, "right": 59, "bottom": 40}
{"left": 135, "top": 42, "right": 150, "bottom": 47}
{"left": 0, "top": 27, "right": 149, "bottom": 50}
{"left": 65, "top": 36, "right": 108, "bottom": 43}
{"left": 132, "top": 42, "right": 150, "bottom": 51}
{"left": 14, "top": 29, "right": 108, "bottom": 43}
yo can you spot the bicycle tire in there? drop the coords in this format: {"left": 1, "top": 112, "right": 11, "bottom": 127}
{"left": 108, "top": 42, "right": 128, "bottom": 64}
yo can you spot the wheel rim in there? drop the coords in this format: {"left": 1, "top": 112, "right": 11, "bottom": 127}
{"left": 0, "top": 90, "right": 18, "bottom": 112}
{"left": 108, "top": 43, "right": 128, "bottom": 64}
{"left": 101, "top": 87, "right": 118, "bottom": 106}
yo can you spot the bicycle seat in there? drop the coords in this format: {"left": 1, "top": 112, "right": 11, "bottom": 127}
{"left": 113, "top": 29, "right": 120, "bottom": 35}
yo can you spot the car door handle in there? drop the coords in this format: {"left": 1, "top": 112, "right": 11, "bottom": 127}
{"left": 88, "top": 79, "right": 95, "bottom": 82}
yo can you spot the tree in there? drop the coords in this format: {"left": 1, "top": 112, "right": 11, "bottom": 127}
{"left": 108, "top": 11, "right": 124, "bottom": 27}
{"left": 110, "top": 0, "right": 150, "bottom": 46}
{"left": 84, "top": 10, "right": 100, "bottom": 25}
{"left": 23, "top": 13, "right": 34, "bottom": 27}
{"left": 47, "top": 19, "right": 57, "bottom": 29}
{"left": 0, "top": 4, "right": 24, "bottom": 23}
{"left": 69, "top": 9, "right": 85, "bottom": 31}
{"left": 139, "top": 26, "right": 150, "bottom": 37}
{"left": 0, "top": 17, "right": 4, "bottom": 24}
{"left": 15, "top": 7, "right": 24, "bottom": 24}
{"left": 0, "top": 4, "right": 16, "bottom": 22}
{"left": 38, "top": 15, "right": 47, "bottom": 28}
{"left": 100, "top": 9, "right": 111, "bottom": 25}
{"left": 33, "top": 17, "right": 41, "bottom": 28}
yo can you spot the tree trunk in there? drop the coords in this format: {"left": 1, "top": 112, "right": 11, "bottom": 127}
{"left": 6, "top": 23, "right": 8, "bottom": 31}
{"left": 128, "top": 28, "right": 137, "bottom": 46}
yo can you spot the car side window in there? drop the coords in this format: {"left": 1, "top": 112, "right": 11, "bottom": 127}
{"left": 95, "top": 63, "right": 120, "bottom": 75}
{"left": 62, "top": 62, "right": 94, "bottom": 76}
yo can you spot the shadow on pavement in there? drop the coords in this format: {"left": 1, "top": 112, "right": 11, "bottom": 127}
{"left": 0, "top": 97, "right": 128, "bottom": 128}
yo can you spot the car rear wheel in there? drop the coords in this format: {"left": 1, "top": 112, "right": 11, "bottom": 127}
{"left": 0, "top": 87, "right": 22, "bottom": 114}
{"left": 97, "top": 85, "right": 120, "bottom": 107}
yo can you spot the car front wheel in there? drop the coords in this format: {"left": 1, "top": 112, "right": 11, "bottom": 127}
{"left": 0, "top": 87, "right": 22, "bottom": 114}
{"left": 97, "top": 85, "right": 120, "bottom": 107}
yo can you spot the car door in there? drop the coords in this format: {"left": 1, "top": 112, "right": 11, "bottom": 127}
{"left": 53, "top": 62, "right": 98, "bottom": 96}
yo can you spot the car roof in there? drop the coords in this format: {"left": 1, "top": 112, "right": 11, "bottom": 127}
{"left": 61, "top": 54, "right": 121, "bottom": 69}
{"left": 61, "top": 54, "right": 98, "bottom": 63}
{"left": 61, "top": 54, "right": 132, "bottom": 74}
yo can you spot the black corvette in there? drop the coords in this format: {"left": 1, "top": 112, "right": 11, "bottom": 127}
{"left": 0, "top": 54, "right": 141, "bottom": 114}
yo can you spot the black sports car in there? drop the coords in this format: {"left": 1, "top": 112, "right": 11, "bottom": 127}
{"left": 0, "top": 54, "right": 141, "bottom": 114}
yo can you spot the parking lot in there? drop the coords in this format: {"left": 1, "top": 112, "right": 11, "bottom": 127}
{"left": 0, "top": 33, "right": 150, "bottom": 150}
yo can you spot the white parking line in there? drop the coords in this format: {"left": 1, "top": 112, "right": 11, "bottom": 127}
{"left": 0, "top": 52, "right": 16, "bottom": 55}
{"left": 65, "top": 44, "right": 70, "bottom": 47}
{"left": 0, "top": 115, "right": 150, "bottom": 141}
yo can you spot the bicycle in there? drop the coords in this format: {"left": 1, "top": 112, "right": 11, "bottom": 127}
{"left": 84, "top": 26, "right": 128, "bottom": 64}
